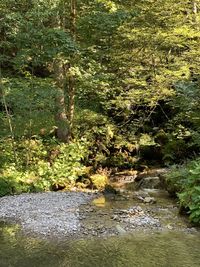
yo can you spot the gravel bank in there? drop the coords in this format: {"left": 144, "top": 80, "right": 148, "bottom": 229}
{"left": 0, "top": 192, "right": 95, "bottom": 238}
{"left": 0, "top": 190, "right": 197, "bottom": 240}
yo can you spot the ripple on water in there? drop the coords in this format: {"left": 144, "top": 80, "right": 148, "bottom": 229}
{"left": 0, "top": 222, "right": 200, "bottom": 267}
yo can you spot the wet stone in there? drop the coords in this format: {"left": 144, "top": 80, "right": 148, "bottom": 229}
{"left": 143, "top": 197, "right": 156, "bottom": 204}
{"left": 0, "top": 185, "right": 198, "bottom": 240}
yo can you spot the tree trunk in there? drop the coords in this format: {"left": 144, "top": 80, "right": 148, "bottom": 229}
{"left": 67, "top": 0, "right": 76, "bottom": 140}
{"left": 192, "top": 1, "right": 198, "bottom": 23}
{"left": 70, "top": 0, "right": 76, "bottom": 39}
{"left": 53, "top": 0, "right": 77, "bottom": 142}
{"left": 0, "top": 67, "right": 17, "bottom": 162}
{"left": 68, "top": 68, "right": 75, "bottom": 140}
{"left": 193, "top": 1, "right": 197, "bottom": 15}
{"left": 54, "top": 59, "right": 69, "bottom": 143}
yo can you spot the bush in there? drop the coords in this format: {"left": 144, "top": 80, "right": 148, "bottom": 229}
{"left": 89, "top": 174, "right": 108, "bottom": 190}
{"left": 165, "top": 158, "right": 200, "bottom": 224}
{"left": 0, "top": 138, "right": 90, "bottom": 196}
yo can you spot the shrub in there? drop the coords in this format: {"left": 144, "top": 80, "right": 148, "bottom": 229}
{"left": 89, "top": 174, "right": 108, "bottom": 190}
{"left": 0, "top": 138, "right": 90, "bottom": 196}
{"left": 165, "top": 158, "right": 200, "bottom": 224}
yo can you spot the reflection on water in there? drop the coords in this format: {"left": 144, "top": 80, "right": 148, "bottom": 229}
{"left": 92, "top": 196, "right": 106, "bottom": 207}
{"left": 0, "top": 222, "right": 200, "bottom": 267}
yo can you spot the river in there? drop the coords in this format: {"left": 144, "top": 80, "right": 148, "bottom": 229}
{"left": 0, "top": 222, "right": 200, "bottom": 267}
{"left": 0, "top": 169, "right": 200, "bottom": 267}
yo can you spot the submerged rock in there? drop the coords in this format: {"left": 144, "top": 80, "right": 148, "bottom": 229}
{"left": 143, "top": 197, "right": 156, "bottom": 204}
{"left": 116, "top": 224, "right": 126, "bottom": 234}
{"left": 114, "top": 206, "right": 160, "bottom": 228}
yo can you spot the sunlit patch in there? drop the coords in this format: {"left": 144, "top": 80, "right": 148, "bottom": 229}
{"left": 92, "top": 196, "right": 106, "bottom": 207}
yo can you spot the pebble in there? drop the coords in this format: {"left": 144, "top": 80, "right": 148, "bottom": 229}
{"left": 0, "top": 192, "right": 94, "bottom": 238}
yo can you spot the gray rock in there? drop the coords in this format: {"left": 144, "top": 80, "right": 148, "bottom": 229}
{"left": 143, "top": 197, "right": 156, "bottom": 204}
{"left": 116, "top": 224, "right": 126, "bottom": 234}
{"left": 139, "top": 177, "right": 161, "bottom": 189}
{"left": 124, "top": 215, "right": 160, "bottom": 227}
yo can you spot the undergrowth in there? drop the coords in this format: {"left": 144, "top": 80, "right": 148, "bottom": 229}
{"left": 165, "top": 158, "right": 200, "bottom": 224}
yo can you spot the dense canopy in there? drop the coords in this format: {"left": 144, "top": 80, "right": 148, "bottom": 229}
{"left": 0, "top": 0, "right": 200, "bottom": 223}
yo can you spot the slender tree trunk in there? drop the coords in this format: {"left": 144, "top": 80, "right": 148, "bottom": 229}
{"left": 68, "top": 69, "right": 75, "bottom": 140}
{"left": 67, "top": 0, "right": 77, "bottom": 140}
{"left": 192, "top": 1, "right": 199, "bottom": 31}
{"left": 54, "top": 59, "right": 69, "bottom": 142}
{"left": 193, "top": 1, "right": 197, "bottom": 15}
{"left": 53, "top": 0, "right": 77, "bottom": 142}
{"left": 0, "top": 67, "right": 17, "bottom": 162}
{"left": 70, "top": 0, "right": 76, "bottom": 39}
{"left": 192, "top": 1, "right": 199, "bottom": 23}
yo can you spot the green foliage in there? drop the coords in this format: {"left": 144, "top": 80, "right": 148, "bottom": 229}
{"left": 162, "top": 138, "right": 188, "bottom": 163}
{"left": 165, "top": 159, "right": 200, "bottom": 224}
{"left": 0, "top": 77, "right": 56, "bottom": 137}
{"left": 75, "top": 108, "right": 139, "bottom": 168}
{"left": 0, "top": 177, "right": 15, "bottom": 197}
{"left": 0, "top": 0, "right": 200, "bottom": 210}
{"left": 0, "top": 137, "right": 90, "bottom": 196}
{"left": 89, "top": 174, "right": 108, "bottom": 190}
{"left": 170, "top": 80, "right": 200, "bottom": 142}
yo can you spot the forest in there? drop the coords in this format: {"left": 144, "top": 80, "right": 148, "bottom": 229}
{"left": 0, "top": 0, "right": 200, "bottom": 224}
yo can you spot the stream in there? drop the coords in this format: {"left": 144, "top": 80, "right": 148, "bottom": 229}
{"left": 0, "top": 221, "right": 200, "bottom": 267}
{"left": 0, "top": 170, "right": 200, "bottom": 267}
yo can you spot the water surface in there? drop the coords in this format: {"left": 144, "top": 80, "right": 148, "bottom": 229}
{"left": 0, "top": 222, "right": 200, "bottom": 267}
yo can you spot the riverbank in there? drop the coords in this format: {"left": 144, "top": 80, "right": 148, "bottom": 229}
{"left": 0, "top": 188, "right": 198, "bottom": 240}
{"left": 0, "top": 192, "right": 96, "bottom": 239}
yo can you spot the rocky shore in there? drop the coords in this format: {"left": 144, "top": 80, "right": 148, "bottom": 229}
{"left": 0, "top": 192, "right": 96, "bottom": 238}
{"left": 0, "top": 188, "right": 198, "bottom": 240}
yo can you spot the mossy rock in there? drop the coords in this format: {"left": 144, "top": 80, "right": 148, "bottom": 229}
{"left": 90, "top": 174, "right": 108, "bottom": 190}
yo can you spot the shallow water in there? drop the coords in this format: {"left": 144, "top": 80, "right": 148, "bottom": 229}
{"left": 80, "top": 189, "right": 193, "bottom": 234}
{"left": 0, "top": 187, "right": 200, "bottom": 267}
{"left": 0, "top": 222, "right": 200, "bottom": 267}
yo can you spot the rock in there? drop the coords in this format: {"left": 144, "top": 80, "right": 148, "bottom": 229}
{"left": 116, "top": 224, "right": 126, "bottom": 234}
{"left": 111, "top": 215, "right": 119, "bottom": 221}
{"left": 135, "top": 172, "right": 149, "bottom": 181}
{"left": 157, "top": 169, "right": 169, "bottom": 175}
{"left": 135, "top": 168, "right": 169, "bottom": 181}
{"left": 130, "top": 207, "right": 144, "bottom": 216}
{"left": 134, "top": 191, "right": 150, "bottom": 198}
{"left": 138, "top": 176, "right": 161, "bottom": 189}
{"left": 113, "top": 205, "right": 161, "bottom": 229}
{"left": 133, "top": 191, "right": 156, "bottom": 203}
{"left": 117, "top": 206, "right": 144, "bottom": 216}
{"left": 167, "top": 224, "right": 173, "bottom": 230}
{"left": 124, "top": 215, "right": 160, "bottom": 227}
{"left": 103, "top": 184, "right": 117, "bottom": 194}
{"left": 51, "top": 183, "right": 66, "bottom": 191}
{"left": 116, "top": 188, "right": 127, "bottom": 195}
{"left": 143, "top": 197, "right": 156, "bottom": 204}
{"left": 110, "top": 170, "right": 138, "bottom": 184}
